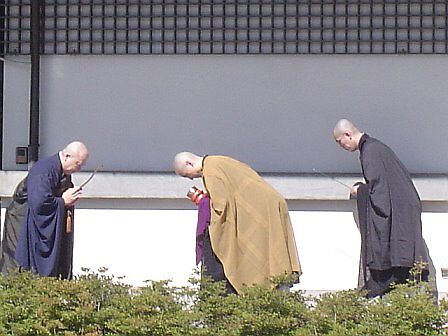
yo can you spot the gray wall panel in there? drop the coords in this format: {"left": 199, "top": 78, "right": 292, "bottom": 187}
{"left": 3, "top": 55, "right": 448, "bottom": 173}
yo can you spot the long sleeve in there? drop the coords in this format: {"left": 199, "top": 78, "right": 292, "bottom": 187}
{"left": 195, "top": 196, "right": 210, "bottom": 265}
{"left": 362, "top": 146, "right": 391, "bottom": 218}
{"left": 202, "top": 175, "right": 229, "bottom": 219}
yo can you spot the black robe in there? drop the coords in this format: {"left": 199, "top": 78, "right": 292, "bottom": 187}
{"left": 356, "top": 134, "right": 436, "bottom": 297}
{"left": 14, "top": 154, "right": 75, "bottom": 279}
{"left": 0, "top": 178, "right": 28, "bottom": 274}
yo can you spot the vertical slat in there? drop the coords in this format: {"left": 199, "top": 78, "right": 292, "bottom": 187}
{"left": 210, "top": 0, "right": 214, "bottom": 54}
{"left": 258, "top": 1, "right": 261, "bottom": 53}
{"left": 345, "top": 1, "right": 348, "bottom": 54}
{"left": 295, "top": 1, "right": 299, "bottom": 53}
{"left": 125, "top": 0, "right": 129, "bottom": 54}
{"left": 407, "top": 0, "right": 410, "bottom": 54}
{"left": 419, "top": 1, "right": 422, "bottom": 53}
{"left": 39, "top": 0, "right": 44, "bottom": 53}
{"left": 234, "top": 1, "right": 237, "bottom": 53}
{"left": 185, "top": 0, "right": 188, "bottom": 53}
{"left": 113, "top": 1, "right": 116, "bottom": 54}
{"left": 283, "top": 1, "right": 286, "bottom": 53}
{"left": 89, "top": 0, "right": 93, "bottom": 53}
{"left": 18, "top": 0, "right": 22, "bottom": 53}
{"left": 78, "top": 1, "right": 81, "bottom": 53}
{"left": 394, "top": 1, "right": 398, "bottom": 54}
{"left": 222, "top": 1, "right": 225, "bottom": 53}
{"left": 382, "top": 2, "right": 385, "bottom": 53}
{"left": 370, "top": 2, "right": 373, "bottom": 53}
{"left": 308, "top": 1, "right": 312, "bottom": 54}
{"left": 161, "top": 0, "right": 166, "bottom": 54}
{"left": 198, "top": 1, "right": 201, "bottom": 53}
{"left": 331, "top": 2, "right": 335, "bottom": 54}
{"left": 270, "top": 0, "right": 274, "bottom": 53}
{"left": 65, "top": 0, "right": 69, "bottom": 53}
{"left": 445, "top": 1, "right": 448, "bottom": 54}
{"left": 137, "top": 0, "right": 141, "bottom": 53}
{"left": 356, "top": 1, "right": 360, "bottom": 53}
{"left": 432, "top": 1, "right": 435, "bottom": 53}
{"left": 4, "top": 1, "right": 8, "bottom": 54}
{"left": 247, "top": 0, "right": 250, "bottom": 54}
{"left": 174, "top": 0, "right": 177, "bottom": 54}
{"left": 53, "top": 1, "right": 57, "bottom": 54}
{"left": 320, "top": 1, "right": 323, "bottom": 53}
{"left": 149, "top": 0, "right": 153, "bottom": 53}
{"left": 101, "top": 1, "right": 105, "bottom": 54}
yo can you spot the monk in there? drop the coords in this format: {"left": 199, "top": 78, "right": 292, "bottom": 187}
{"left": 0, "top": 178, "right": 28, "bottom": 273}
{"left": 333, "top": 119, "right": 436, "bottom": 298}
{"left": 15, "top": 141, "right": 89, "bottom": 279}
{"left": 0, "top": 174, "right": 71, "bottom": 274}
{"left": 174, "top": 152, "right": 301, "bottom": 294}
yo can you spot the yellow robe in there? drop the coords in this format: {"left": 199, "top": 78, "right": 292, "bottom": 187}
{"left": 202, "top": 156, "right": 301, "bottom": 293}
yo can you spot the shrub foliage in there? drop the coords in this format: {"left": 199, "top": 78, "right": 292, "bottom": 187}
{"left": 0, "top": 268, "right": 446, "bottom": 335}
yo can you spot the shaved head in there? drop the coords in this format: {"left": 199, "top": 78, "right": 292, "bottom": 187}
{"left": 333, "top": 119, "right": 360, "bottom": 138}
{"left": 333, "top": 119, "right": 363, "bottom": 152}
{"left": 60, "top": 141, "right": 89, "bottom": 174}
{"left": 173, "top": 151, "right": 203, "bottom": 179}
{"left": 63, "top": 141, "right": 89, "bottom": 158}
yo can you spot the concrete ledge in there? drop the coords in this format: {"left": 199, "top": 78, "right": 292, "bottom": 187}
{"left": 0, "top": 170, "right": 447, "bottom": 201}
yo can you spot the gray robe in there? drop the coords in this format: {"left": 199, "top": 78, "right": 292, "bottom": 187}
{"left": 356, "top": 134, "right": 436, "bottom": 297}
{"left": 0, "top": 178, "right": 28, "bottom": 274}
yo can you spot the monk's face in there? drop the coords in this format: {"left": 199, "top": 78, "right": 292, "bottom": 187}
{"left": 334, "top": 131, "right": 358, "bottom": 152}
{"left": 181, "top": 165, "right": 202, "bottom": 180}
{"left": 62, "top": 152, "right": 89, "bottom": 174}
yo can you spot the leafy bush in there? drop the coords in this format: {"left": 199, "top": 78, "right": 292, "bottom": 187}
{"left": 0, "top": 268, "right": 446, "bottom": 335}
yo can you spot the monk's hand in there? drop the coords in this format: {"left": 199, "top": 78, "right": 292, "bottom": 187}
{"left": 62, "top": 187, "right": 82, "bottom": 207}
{"left": 350, "top": 184, "right": 359, "bottom": 198}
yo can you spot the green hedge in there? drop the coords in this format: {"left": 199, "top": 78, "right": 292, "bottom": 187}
{"left": 0, "top": 268, "right": 446, "bottom": 336}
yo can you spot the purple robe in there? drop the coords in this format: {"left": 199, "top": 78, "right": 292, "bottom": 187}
{"left": 15, "top": 154, "right": 74, "bottom": 279}
{"left": 196, "top": 196, "right": 210, "bottom": 265}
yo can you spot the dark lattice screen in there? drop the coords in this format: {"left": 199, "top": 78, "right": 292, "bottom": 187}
{"left": 2, "top": 1, "right": 448, "bottom": 55}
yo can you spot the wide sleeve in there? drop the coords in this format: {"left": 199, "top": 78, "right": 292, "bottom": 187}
{"left": 196, "top": 196, "right": 210, "bottom": 237}
{"left": 362, "top": 147, "right": 391, "bottom": 218}
{"left": 202, "top": 175, "right": 228, "bottom": 219}
{"left": 27, "top": 172, "right": 65, "bottom": 226}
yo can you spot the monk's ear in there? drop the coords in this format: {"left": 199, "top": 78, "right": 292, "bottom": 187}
{"left": 63, "top": 153, "right": 72, "bottom": 162}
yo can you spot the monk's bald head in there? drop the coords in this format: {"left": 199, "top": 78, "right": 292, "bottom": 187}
{"left": 333, "top": 119, "right": 360, "bottom": 137}
{"left": 173, "top": 152, "right": 203, "bottom": 179}
{"left": 63, "top": 141, "right": 89, "bottom": 157}
{"left": 60, "top": 141, "right": 89, "bottom": 174}
{"left": 333, "top": 119, "right": 363, "bottom": 152}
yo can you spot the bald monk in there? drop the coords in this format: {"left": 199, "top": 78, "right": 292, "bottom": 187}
{"left": 174, "top": 152, "right": 301, "bottom": 294}
{"left": 15, "top": 141, "right": 89, "bottom": 279}
{"left": 333, "top": 119, "right": 436, "bottom": 298}
{"left": 0, "top": 175, "right": 72, "bottom": 274}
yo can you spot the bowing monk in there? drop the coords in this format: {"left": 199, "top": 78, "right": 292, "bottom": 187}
{"left": 174, "top": 152, "right": 301, "bottom": 294}
{"left": 15, "top": 141, "right": 89, "bottom": 279}
{"left": 333, "top": 119, "right": 436, "bottom": 298}
{"left": 0, "top": 174, "right": 72, "bottom": 274}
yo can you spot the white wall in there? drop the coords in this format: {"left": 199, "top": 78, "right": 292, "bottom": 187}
{"left": 70, "top": 207, "right": 448, "bottom": 295}
{"left": 3, "top": 55, "right": 448, "bottom": 173}
{"left": 72, "top": 209, "right": 362, "bottom": 289}
{"left": 72, "top": 209, "right": 198, "bottom": 286}
{"left": 2, "top": 202, "right": 447, "bottom": 295}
